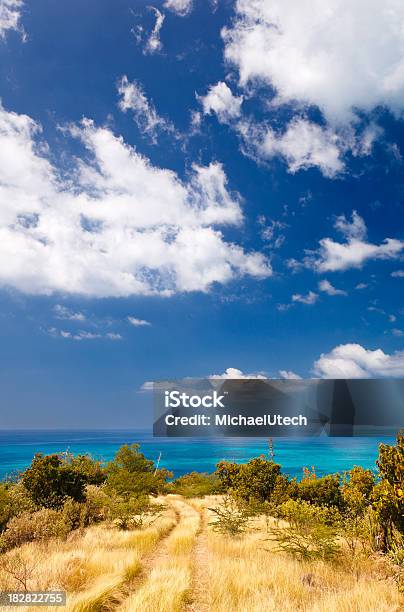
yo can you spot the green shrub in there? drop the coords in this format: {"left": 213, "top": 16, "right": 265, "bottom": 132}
{"left": 342, "top": 466, "right": 375, "bottom": 515}
{"left": 109, "top": 495, "right": 162, "bottom": 530}
{"left": 372, "top": 430, "right": 404, "bottom": 548}
{"left": 216, "top": 457, "right": 281, "bottom": 502}
{"left": 1, "top": 509, "right": 66, "bottom": 550}
{"left": 170, "top": 472, "right": 221, "bottom": 497}
{"left": 209, "top": 495, "right": 252, "bottom": 536}
{"left": 106, "top": 444, "right": 172, "bottom": 498}
{"left": 0, "top": 485, "right": 12, "bottom": 532}
{"left": 82, "top": 485, "right": 112, "bottom": 524}
{"left": 22, "top": 454, "right": 86, "bottom": 510}
{"left": 64, "top": 454, "right": 106, "bottom": 485}
{"left": 0, "top": 484, "right": 37, "bottom": 532}
{"left": 61, "top": 499, "right": 88, "bottom": 532}
{"left": 269, "top": 499, "right": 340, "bottom": 561}
{"left": 297, "top": 473, "right": 343, "bottom": 508}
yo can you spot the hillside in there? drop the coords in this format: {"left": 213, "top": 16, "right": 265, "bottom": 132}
{"left": 0, "top": 494, "right": 402, "bottom": 612}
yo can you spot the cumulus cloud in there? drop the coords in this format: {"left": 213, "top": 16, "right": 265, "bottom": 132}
{"left": 223, "top": 0, "right": 404, "bottom": 123}
{"left": 279, "top": 370, "right": 302, "bottom": 380}
{"left": 128, "top": 317, "right": 151, "bottom": 327}
{"left": 0, "top": 104, "right": 270, "bottom": 298}
{"left": 308, "top": 212, "right": 404, "bottom": 272}
{"left": 238, "top": 118, "right": 345, "bottom": 178}
{"left": 313, "top": 343, "right": 404, "bottom": 378}
{"left": 318, "top": 279, "right": 347, "bottom": 296}
{"left": 145, "top": 6, "right": 164, "bottom": 55}
{"left": 164, "top": 0, "right": 193, "bottom": 17}
{"left": 200, "top": 82, "right": 243, "bottom": 124}
{"left": 118, "top": 76, "right": 175, "bottom": 143}
{"left": 392, "top": 270, "right": 404, "bottom": 278}
{"left": 209, "top": 367, "right": 267, "bottom": 379}
{"left": 54, "top": 305, "right": 86, "bottom": 322}
{"left": 292, "top": 291, "right": 318, "bottom": 305}
{"left": 0, "top": 0, "right": 23, "bottom": 38}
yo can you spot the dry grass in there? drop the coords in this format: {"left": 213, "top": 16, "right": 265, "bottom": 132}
{"left": 119, "top": 497, "right": 200, "bottom": 612}
{"left": 0, "top": 505, "right": 177, "bottom": 612}
{"left": 199, "top": 499, "right": 403, "bottom": 612}
{"left": 0, "top": 496, "right": 402, "bottom": 612}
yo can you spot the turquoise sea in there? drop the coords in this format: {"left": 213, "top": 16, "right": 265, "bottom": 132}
{"left": 0, "top": 430, "right": 397, "bottom": 480}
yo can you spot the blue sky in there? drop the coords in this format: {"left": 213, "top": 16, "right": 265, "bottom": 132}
{"left": 0, "top": 0, "right": 403, "bottom": 428}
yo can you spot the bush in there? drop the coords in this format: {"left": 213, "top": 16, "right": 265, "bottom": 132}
{"left": 342, "top": 466, "right": 375, "bottom": 515}
{"left": 1, "top": 509, "right": 66, "bottom": 550}
{"left": 297, "top": 473, "right": 343, "bottom": 508}
{"left": 106, "top": 444, "right": 172, "bottom": 498}
{"left": 0, "top": 484, "right": 37, "bottom": 533}
{"left": 61, "top": 499, "right": 88, "bottom": 532}
{"left": 109, "top": 495, "right": 162, "bottom": 530}
{"left": 82, "top": 485, "right": 112, "bottom": 524}
{"left": 373, "top": 430, "right": 404, "bottom": 548}
{"left": 22, "top": 454, "right": 86, "bottom": 510}
{"left": 209, "top": 495, "right": 252, "bottom": 536}
{"left": 269, "top": 499, "right": 340, "bottom": 561}
{"left": 170, "top": 472, "right": 221, "bottom": 498}
{"left": 0, "top": 485, "right": 12, "bottom": 532}
{"left": 64, "top": 454, "right": 106, "bottom": 486}
{"left": 216, "top": 457, "right": 281, "bottom": 502}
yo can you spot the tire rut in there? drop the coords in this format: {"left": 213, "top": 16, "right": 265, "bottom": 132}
{"left": 184, "top": 503, "right": 211, "bottom": 612}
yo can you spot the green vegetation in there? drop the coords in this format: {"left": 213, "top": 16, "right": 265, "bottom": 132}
{"left": 170, "top": 471, "right": 221, "bottom": 497}
{"left": 0, "top": 430, "right": 402, "bottom": 598}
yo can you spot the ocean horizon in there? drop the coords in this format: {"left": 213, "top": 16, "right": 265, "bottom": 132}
{"left": 0, "top": 429, "right": 396, "bottom": 481}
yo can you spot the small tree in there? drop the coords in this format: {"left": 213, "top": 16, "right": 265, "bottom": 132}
{"left": 297, "top": 473, "right": 343, "bottom": 508}
{"left": 209, "top": 495, "right": 252, "bottom": 536}
{"left": 106, "top": 444, "right": 171, "bottom": 498}
{"left": 216, "top": 457, "right": 281, "bottom": 502}
{"left": 22, "top": 454, "right": 86, "bottom": 509}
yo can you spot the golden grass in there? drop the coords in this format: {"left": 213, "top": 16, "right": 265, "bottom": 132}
{"left": 0, "top": 496, "right": 402, "bottom": 612}
{"left": 0, "top": 506, "right": 177, "bottom": 612}
{"left": 119, "top": 497, "right": 200, "bottom": 612}
{"left": 200, "top": 499, "right": 403, "bottom": 612}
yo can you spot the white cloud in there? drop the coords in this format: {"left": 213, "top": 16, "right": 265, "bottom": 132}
{"left": 54, "top": 304, "right": 85, "bottom": 322}
{"left": 140, "top": 381, "right": 154, "bottom": 391}
{"left": 105, "top": 332, "right": 122, "bottom": 341}
{"left": 128, "top": 317, "right": 151, "bottom": 327}
{"left": 164, "top": 0, "right": 193, "bottom": 17}
{"left": 335, "top": 210, "right": 367, "bottom": 241}
{"left": 223, "top": 0, "right": 404, "bottom": 123}
{"left": 355, "top": 283, "right": 368, "bottom": 290}
{"left": 238, "top": 118, "right": 346, "bottom": 177}
{"left": 392, "top": 329, "right": 404, "bottom": 337}
{"left": 313, "top": 343, "right": 404, "bottom": 378}
{"left": 318, "top": 279, "right": 347, "bottom": 296}
{"left": 308, "top": 212, "right": 404, "bottom": 272}
{"left": 118, "top": 76, "right": 175, "bottom": 143}
{"left": 145, "top": 7, "right": 164, "bottom": 55}
{"left": 279, "top": 370, "right": 302, "bottom": 380}
{"left": 49, "top": 328, "right": 121, "bottom": 341}
{"left": 0, "top": 0, "right": 23, "bottom": 38}
{"left": 292, "top": 291, "right": 318, "bottom": 305}
{"left": 392, "top": 270, "right": 404, "bottom": 278}
{"left": 0, "top": 104, "right": 270, "bottom": 298}
{"left": 209, "top": 367, "right": 267, "bottom": 379}
{"left": 200, "top": 82, "right": 243, "bottom": 124}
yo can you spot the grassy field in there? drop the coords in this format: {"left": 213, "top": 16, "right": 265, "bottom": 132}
{"left": 0, "top": 495, "right": 402, "bottom": 612}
